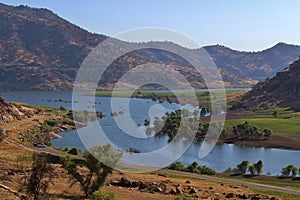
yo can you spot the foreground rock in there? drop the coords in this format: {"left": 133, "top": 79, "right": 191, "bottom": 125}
{"left": 109, "top": 176, "right": 280, "bottom": 200}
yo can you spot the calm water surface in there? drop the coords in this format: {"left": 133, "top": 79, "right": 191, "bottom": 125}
{"left": 1, "top": 91, "right": 299, "bottom": 175}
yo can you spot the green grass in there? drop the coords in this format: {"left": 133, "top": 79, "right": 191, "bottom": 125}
{"left": 252, "top": 188, "right": 300, "bottom": 200}
{"left": 218, "top": 175, "right": 300, "bottom": 191}
{"left": 93, "top": 90, "right": 242, "bottom": 107}
{"left": 16, "top": 154, "right": 33, "bottom": 162}
{"left": 225, "top": 116, "right": 300, "bottom": 136}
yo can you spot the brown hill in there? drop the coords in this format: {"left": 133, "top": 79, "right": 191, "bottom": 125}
{"left": 233, "top": 59, "right": 300, "bottom": 110}
{"left": 1, "top": 3, "right": 300, "bottom": 90}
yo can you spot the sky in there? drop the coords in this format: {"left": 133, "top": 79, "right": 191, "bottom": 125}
{"left": 1, "top": 0, "right": 300, "bottom": 51}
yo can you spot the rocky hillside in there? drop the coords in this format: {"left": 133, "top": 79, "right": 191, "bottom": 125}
{"left": 0, "top": 3, "right": 106, "bottom": 90}
{"left": 0, "top": 96, "right": 42, "bottom": 124}
{"left": 233, "top": 59, "right": 300, "bottom": 110}
{"left": 1, "top": 3, "right": 300, "bottom": 90}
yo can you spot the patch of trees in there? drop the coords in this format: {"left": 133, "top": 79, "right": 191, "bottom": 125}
{"left": 233, "top": 121, "right": 272, "bottom": 141}
{"left": 225, "top": 160, "right": 264, "bottom": 175}
{"left": 281, "top": 164, "right": 300, "bottom": 177}
{"left": 168, "top": 161, "right": 216, "bottom": 175}
{"left": 149, "top": 109, "right": 226, "bottom": 142}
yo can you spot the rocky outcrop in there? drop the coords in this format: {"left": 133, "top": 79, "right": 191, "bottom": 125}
{"left": 0, "top": 96, "right": 42, "bottom": 124}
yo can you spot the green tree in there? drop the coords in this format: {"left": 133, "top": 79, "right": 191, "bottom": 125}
{"left": 27, "top": 153, "right": 54, "bottom": 200}
{"left": 248, "top": 165, "right": 255, "bottom": 175}
{"left": 68, "top": 147, "right": 81, "bottom": 155}
{"left": 186, "top": 162, "right": 200, "bottom": 173}
{"left": 63, "top": 144, "right": 122, "bottom": 197}
{"left": 254, "top": 160, "right": 263, "bottom": 175}
{"left": 263, "top": 128, "right": 272, "bottom": 138}
{"left": 237, "top": 160, "right": 249, "bottom": 174}
{"left": 169, "top": 162, "right": 185, "bottom": 171}
{"left": 291, "top": 166, "right": 298, "bottom": 177}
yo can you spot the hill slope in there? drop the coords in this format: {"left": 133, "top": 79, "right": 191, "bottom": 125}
{"left": 0, "top": 96, "right": 42, "bottom": 124}
{"left": 233, "top": 59, "right": 300, "bottom": 110}
{"left": 1, "top": 3, "right": 300, "bottom": 90}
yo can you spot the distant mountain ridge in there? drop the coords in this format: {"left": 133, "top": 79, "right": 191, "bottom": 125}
{"left": 1, "top": 3, "right": 300, "bottom": 90}
{"left": 233, "top": 58, "right": 300, "bottom": 110}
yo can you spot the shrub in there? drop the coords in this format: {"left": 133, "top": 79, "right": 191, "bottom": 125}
{"left": 236, "top": 160, "right": 249, "bottom": 174}
{"left": 41, "top": 122, "right": 51, "bottom": 133}
{"left": 59, "top": 106, "right": 66, "bottom": 111}
{"left": 44, "top": 119, "right": 56, "bottom": 127}
{"left": 281, "top": 164, "right": 298, "bottom": 177}
{"left": 169, "top": 162, "right": 185, "bottom": 171}
{"left": 175, "top": 194, "right": 197, "bottom": 200}
{"left": 63, "top": 119, "right": 75, "bottom": 126}
{"left": 197, "top": 165, "right": 216, "bottom": 175}
{"left": 90, "top": 190, "right": 115, "bottom": 200}
{"left": 68, "top": 147, "right": 81, "bottom": 155}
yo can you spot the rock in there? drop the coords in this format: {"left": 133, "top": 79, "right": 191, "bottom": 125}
{"left": 237, "top": 194, "right": 248, "bottom": 199}
{"left": 251, "top": 196, "right": 261, "bottom": 200}
{"left": 225, "top": 193, "right": 235, "bottom": 198}
{"left": 154, "top": 187, "right": 162, "bottom": 193}
{"left": 7, "top": 171, "right": 15, "bottom": 176}
{"left": 169, "top": 188, "right": 177, "bottom": 195}
{"left": 209, "top": 186, "right": 213, "bottom": 190}
{"left": 131, "top": 181, "right": 140, "bottom": 188}
{"left": 270, "top": 197, "right": 277, "bottom": 200}
{"left": 162, "top": 179, "right": 172, "bottom": 184}
{"left": 158, "top": 173, "right": 167, "bottom": 177}
{"left": 119, "top": 176, "right": 131, "bottom": 187}
{"left": 109, "top": 180, "right": 120, "bottom": 186}
{"left": 185, "top": 180, "right": 191, "bottom": 184}
{"left": 176, "top": 186, "right": 182, "bottom": 195}
{"left": 189, "top": 187, "right": 197, "bottom": 194}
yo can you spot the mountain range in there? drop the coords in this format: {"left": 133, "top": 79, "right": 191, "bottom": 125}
{"left": 1, "top": 3, "right": 300, "bottom": 91}
{"left": 233, "top": 58, "right": 300, "bottom": 110}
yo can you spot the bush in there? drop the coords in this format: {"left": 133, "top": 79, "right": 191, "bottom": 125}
{"left": 90, "top": 190, "right": 115, "bottom": 200}
{"left": 44, "top": 119, "right": 56, "bottom": 127}
{"left": 175, "top": 194, "right": 197, "bottom": 200}
{"left": 281, "top": 164, "right": 298, "bottom": 177}
{"left": 198, "top": 165, "right": 216, "bottom": 175}
{"left": 59, "top": 106, "right": 66, "bottom": 111}
{"left": 68, "top": 147, "right": 81, "bottom": 155}
{"left": 63, "top": 119, "right": 75, "bottom": 126}
{"left": 169, "top": 162, "right": 185, "bottom": 171}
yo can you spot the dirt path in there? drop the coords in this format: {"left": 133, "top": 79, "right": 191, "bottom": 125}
{"left": 158, "top": 169, "right": 300, "bottom": 195}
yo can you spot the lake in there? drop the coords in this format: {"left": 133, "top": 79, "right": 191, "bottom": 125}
{"left": 1, "top": 90, "right": 300, "bottom": 175}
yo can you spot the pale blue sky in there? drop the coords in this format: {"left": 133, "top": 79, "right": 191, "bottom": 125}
{"left": 1, "top": 0, "right": 300, "bottom": 51}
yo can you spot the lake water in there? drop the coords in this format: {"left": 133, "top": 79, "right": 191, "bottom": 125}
{"left": 1, "top": 90, "right": 299, "bottom": 175}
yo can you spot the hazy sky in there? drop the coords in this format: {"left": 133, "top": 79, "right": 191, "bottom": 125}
{"left": 2, "top": 0, "right": 300, "bottom": 51}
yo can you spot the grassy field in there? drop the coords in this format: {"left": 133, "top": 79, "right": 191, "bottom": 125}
{"left": 225, "top": 108, "right": 300, "bottom": 136}
{"left": 252, "top": 188, "right": 300, "bottom": 200}
{"left": 94, "top": 89, "right": 245, "bottom": 107}
{"left": 219, "top": 174, "right": 300, "bottom": 191}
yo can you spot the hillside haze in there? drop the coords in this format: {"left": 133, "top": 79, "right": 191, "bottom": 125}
{"left": 1, "top": 3, "right": 300, "bottom": 90}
